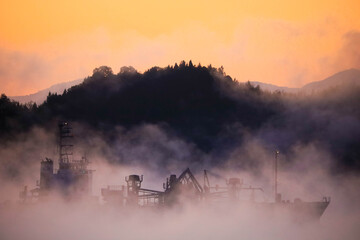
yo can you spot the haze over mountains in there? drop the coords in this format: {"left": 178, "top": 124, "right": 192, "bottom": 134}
{"left": 9, "top": 79, "right": 83, "bottom": 105}
{"left": 252, "top": 68, "right": 360, "bottom": 93}
{"left": 9, "top": 68, "right": 360, "bottom": 104}
{"left": 1, "top": 62, "right": 360, "bottom": 181}
{"left": 301, "top": 69, "right": 360, "bottom": 92}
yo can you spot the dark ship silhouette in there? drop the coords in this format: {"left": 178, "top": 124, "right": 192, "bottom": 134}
{"left": 101, "top": 167, "right": 330, "bottom": 221}
{"left": 20, "top": 122, "right": 330, "bottom": 221}
{"left": 20, "top": 122, "right": 93, "bottom": 201}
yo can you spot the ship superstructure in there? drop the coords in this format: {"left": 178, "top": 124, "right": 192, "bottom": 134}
{"left": 101, "top": 167, "right": 329, "bottom": 221}
{"left": 20, "top": 122, "right": 93, "bottom": 202}
{"left": 19, "top": 122, "right": 330, "bottom": 221}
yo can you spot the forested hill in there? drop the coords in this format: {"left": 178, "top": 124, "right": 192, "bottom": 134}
{"left": 35, "top": 63, "right": 281, "bottom": 150}
{"left": 1, "top": 62, "right": 359, "bottom": 173}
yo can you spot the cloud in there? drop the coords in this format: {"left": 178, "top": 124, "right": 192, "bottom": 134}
{"left": 334, "top": 31, "right": 360, "bottom": 69}
{"left": 0, "top": 49, "right": 50, "bottom": 95}
{"left": 1, "top": 18, "right": 360, "bottom": 95}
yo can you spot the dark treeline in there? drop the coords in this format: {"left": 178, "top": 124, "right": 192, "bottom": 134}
{"left": 1, "top": 61, "right": 359, "bottom": 173}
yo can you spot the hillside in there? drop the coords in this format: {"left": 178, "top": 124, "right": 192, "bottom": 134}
{"left": 249, "top": 81, "right": 298, "bottom": 93}
{"left": 9, "top": 79, "right": 83, "bottom": 104}
{"left": 0, "top": 63, "right": 359, "bottom": 177}
{"left": 302, "top": 68, "right": 360, "bottom": 92}
{"left": 249, "top": 68, "right": 360, "bottom": 93}
{"left": 38, "top": 64, "right": 279, "bottom": 151}
{"left": 10, "top": 69, "right": 360, "bottom": 104}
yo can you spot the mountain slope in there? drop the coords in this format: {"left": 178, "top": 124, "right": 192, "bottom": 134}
{"left": 39, "top": 65, "right": 278, "bottom": 150}
{"left": 249, "top": 69, "right": 360, "bottom": 93}
{"left": 10, "top": 79, "right": 83, "bottom": 104}
{"left": 10, "top": 69, "right": 360, "bottom": 105}
{"left": 249, "top": 81, "right": 298, "bottom": 93}
{"left": 302, "top": 68, "right": 360, "bottom": 92}
{"left": 0, "top": 63, "right": 360, "bottom": 174}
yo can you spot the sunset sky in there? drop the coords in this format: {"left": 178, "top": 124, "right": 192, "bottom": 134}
{"left": 1, "top": 0, "right": 360, "bottom": 95}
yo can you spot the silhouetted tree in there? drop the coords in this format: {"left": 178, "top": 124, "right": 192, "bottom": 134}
{"left": 189, "top": 60, "right": 194, "bottom": 67}
{"left": 93, "top": 66, "right": 113, "bottom": 78}
{"left": 119, "top": 66, "right": 137, "bottom": 75}
{"left": 179, "top": 60, "right": 186, "bottom": 68}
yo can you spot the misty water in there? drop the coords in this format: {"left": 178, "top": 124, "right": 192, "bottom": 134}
{"left": 0, "top": 123, "right": 359, "bottom": 240}
{"left": 1, "top": 65, "right": 359, "bottom": 239}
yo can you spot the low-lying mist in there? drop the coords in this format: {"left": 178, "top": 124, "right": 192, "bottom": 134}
{"left": 0, "top": 121, "right": 359, "bottom": 240}
{"left": 0, "top": 63, "right": 359, "bottom": 239}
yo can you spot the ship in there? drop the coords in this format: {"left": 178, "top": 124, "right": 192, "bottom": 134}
{"left": 20, "top": 122, "right": 330, "bottom": 221}
{"left": 101, "top": 167, "right": 330, "bottom": 222}
{"left": 19, "top": 121, "right": 94, "bottom": 202}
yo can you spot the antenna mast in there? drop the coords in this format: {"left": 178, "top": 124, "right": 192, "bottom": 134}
{"left": 58, "top": 121, "right": 73, "bottom": 166}
{"left": 274, "top": 150, "right": 279, "bottom": 202}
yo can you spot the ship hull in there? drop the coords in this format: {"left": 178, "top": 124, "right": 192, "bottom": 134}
{"left": 255, "top": 200, "right": 330, "bottom": 222}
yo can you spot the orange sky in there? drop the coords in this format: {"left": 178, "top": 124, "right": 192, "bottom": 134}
{"left": 1, "top": 0, "right": 360, "bottom": 95}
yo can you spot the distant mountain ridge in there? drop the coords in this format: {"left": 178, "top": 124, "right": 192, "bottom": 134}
{"left": 1, "top": 63, "right": 360, "bottom": 174}
{"left": 10, "top": 79, "right": 83, "bottom": 104}
{"left": 250, "top": 68, "right": 360, "bottom": 93}
{"left": 9, "top": 68, "right": 360, "bottom": 104}
{"left": 249, "top": 81, "right": 298, "bottom": 93}
{"left": 302, "top": 68, "right": 360, "bottom": 92}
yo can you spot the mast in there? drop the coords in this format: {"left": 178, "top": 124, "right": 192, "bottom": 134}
{"left": 274, "top": 150, "right": 279, "bottom": 202}
{"left": 58, "top": 121, "right": 74, "bottom": 166}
